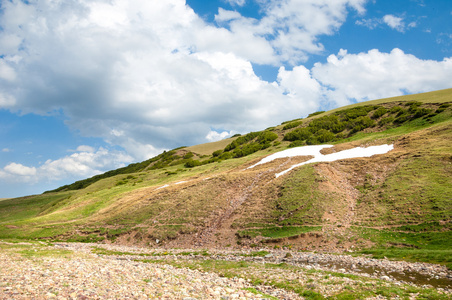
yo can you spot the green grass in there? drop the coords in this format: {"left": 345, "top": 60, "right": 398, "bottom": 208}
{"left": 354, "top": 227, "right": 452, "bottom": 268}
{"left": 237, "top": 226, "right": 322, "bottom": 239}
{"left": 139, "top": 257, "right": 449, "bottom": 299}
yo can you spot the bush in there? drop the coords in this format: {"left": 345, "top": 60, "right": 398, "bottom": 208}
{"left": 378, "top": 116, "right": 394, "bottom": 126}
{"left": 288, "top": 140, "right": 305, "bottom": 147}
{"left": 340, "top": 106, "right": 375, "bottom": 121}
{"left": 233, "top": 142, "right": 262, "bottom": 158}
{"left": 307, "top": 111, "right": 325, "bottom": 118}
{"left": 184, "top": 159, "right": 202, "bottom": 168}
{"left": 283, "top": 121, "right": 303, "bottom": 130}
{"left": 372, "top": 106, "right": 387, "bottom": 119}
{"left": 212, "top": 150, "right": 223, "bottom": 157}
{"left": 348, "top": 116, "right": 375, "bottom": 133}
{"left": 219, "top": 152, "right": 233, "bottom": 160}
{"left": 183, "top": 152, "right": 194, "bottom": 159}
{"left": 390, "top": 106, "right": 403, "bottom": 114}
{"left": 283, "top": 128, "right": 312, "bottom": 141}
{"left": 314, "top": 129, "right": 335, "bottom": 143}
{"left": 257, "top": 131, "right": 278, "bottom": 144}
{"left": 413, "top": 108, "right": 432, "bottom": 118}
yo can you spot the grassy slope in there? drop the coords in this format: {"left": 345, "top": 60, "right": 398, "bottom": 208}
{"left": 0, "top": 88, "right": 451, "bottom": 267}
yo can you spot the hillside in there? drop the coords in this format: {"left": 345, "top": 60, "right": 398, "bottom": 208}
{"left": 1, "top": 88, "right": 451, "bottom": 271}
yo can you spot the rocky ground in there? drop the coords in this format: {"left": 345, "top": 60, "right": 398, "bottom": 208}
{"left": 1, "top": 242, "right": 451, "bottom": 299}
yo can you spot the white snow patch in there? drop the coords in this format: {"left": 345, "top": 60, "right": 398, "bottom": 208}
{"left": 247, "top": 144, "right": 394, "bottom": 177}
{"left": 156, "top": 184, "right": 169, "bottom": 190}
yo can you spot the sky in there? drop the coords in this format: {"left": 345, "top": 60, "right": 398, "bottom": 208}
{"left": 0, "top": 0, "right": 451, "bottom": 198}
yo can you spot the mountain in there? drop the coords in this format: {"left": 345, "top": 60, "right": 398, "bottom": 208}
{"left": 1, "top": 88, "right": 451, "bottom": 269}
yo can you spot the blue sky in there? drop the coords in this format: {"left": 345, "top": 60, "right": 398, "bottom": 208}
{"left": 0, "top": 0, "right": 451, "bottom": 198}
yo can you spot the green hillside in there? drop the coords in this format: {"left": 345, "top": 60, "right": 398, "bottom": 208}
{"left": 1, "top": 88, "right": 451, "bottom": 269}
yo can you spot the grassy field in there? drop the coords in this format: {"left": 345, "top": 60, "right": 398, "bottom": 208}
{"left": 0, "top": 88, "right": 451, "bottom": 272}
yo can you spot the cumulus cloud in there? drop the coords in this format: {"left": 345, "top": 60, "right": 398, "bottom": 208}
{"left": 383, "top": 14, "right": 405, "bottom": 32}
{"left": 3, "top": 163, "right": 37, "bottom": 177}
{"left": 216, "top": 0, "right": 366, "bottom": 64}
{"left": 2, "top": 0, "right": 339, "bottom": 162}
{"left": 206, "top": 130, "right": 231, "bottom": 142}
{"left": 0, "top": 147, "right": 133, "bottom": 183}
{"left": 311, "top": 48, "right": 452, "bottom": 106}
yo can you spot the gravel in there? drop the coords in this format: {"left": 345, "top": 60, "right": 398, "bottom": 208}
{"left": 1, "top": 242, "right": 451, "bottom": 299}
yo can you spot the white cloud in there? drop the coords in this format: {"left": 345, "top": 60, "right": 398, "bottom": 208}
{"left": 225, "top": 0, "right": 246, "bottom": 7}
{"left": 2, "top": 148, "right": 11, "bottom": 153}
{"left": 216, "top": 0, "right": 367, "bottom": 64}
{"left": 3, "top": 163, "right": 37, "bottom": 177}
{"left": 355, "top": 18, "right": 381, "bottom": 29}
{"left": 311, "top": 48, "right": 452, "bottom": 106}
{"left": 383, "top": 14, "right": 405, "bottom": 32}
{"left": 76, "top": 145, "right": 95, "bottom": 153}
{"left": 206, "top": 130, "right": 231, "bottom": 142}
{"left": 0, "top": 147, "right": 133, "bottom": 183}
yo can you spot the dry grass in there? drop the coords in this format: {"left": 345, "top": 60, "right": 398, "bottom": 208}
{"left": 186, "top": 137, "right": 238, "bottom": 156}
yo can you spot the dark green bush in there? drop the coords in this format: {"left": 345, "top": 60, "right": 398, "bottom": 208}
{"left": 283, "top": 121, "right": 303, "bottom": 130}
{"left": 233, "top": 142, "right": 262, "bottom": 158}
{"left": 378, "top": 116, "right": 394, "bottom": 126}
{"left": 348, "top": 116, "right": 375, "bottom": 133}
{"left": 372, "top": 106, "right": 387, "bottom": 119}
{"left": 257, "top": 131, "right": 278, "bottom": 144}
{"left": 288, "top": 140, "right": 305, "bottom": 147}
{"left": 212, "top": 150, "right": 223, "bottom": 157}
{"left": 183, "top": 152, "right": 194, "bottom": 159}
{"left": 224, "top": 132, "right": 260, "bottom": 151}
{"left": 314, "top": 129, "right": 335, "bottom": 143}
{"left": 413, "top": 108, "right": 432, "bottom": 118}
{"left": 389, "top": 106, "right": 403, "bottom": 114}
{"left": 219, "top": 152, "right": 233, "bottom": 160}
{"left": 339, "top": 106, "right": 375, "bottom": 121}
{"left": 394, "top": 113, "right": 411, "bottom": 124}
{"left": 283, "top": 128, "right": 312, "bottom": 141}
{"left": 184, "top": 159, "right": 202, "bottom": 168}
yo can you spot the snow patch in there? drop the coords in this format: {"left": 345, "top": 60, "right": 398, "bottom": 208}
{"left": 247, "top": 144, "right": 394, "bottom": 177}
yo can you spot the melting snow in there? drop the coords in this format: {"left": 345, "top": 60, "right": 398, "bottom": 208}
{"left": 247, "top": 144, "right": 394, "bottom": 178}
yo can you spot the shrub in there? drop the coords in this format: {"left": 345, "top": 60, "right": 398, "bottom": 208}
{"left": 348, "top": 116, "right": 375, "bottom": 133}
{"left": 340, "top": 106, "right": 375, "bottom": 121}
{"left": 283, "top": 121, "right": 303, "bottom": 130}
{"left": 288, "top": 140, "right": 305, "bottom": 147}
{"left": 219, "top": 152, "right": 232, "bottom": 160}
{"left": 314, "top": 129, "right": 335, "bottom": 143}
{"left": 184, "top": 159, "right": 202, "bottom": 168}
{"left": 372, "top": 106, "right": 387, "bottom": 119}
{"left": 394, "top": 113, "right": 411, "bottom": 124}
{"left": 389, "top": 106, "right": 403, "bottom": 114}
{"left": 307, "top": 111, "right": 325, "bottom": 118}
{"left": 183, "top": 152, "right": 194, "bottom": 159}
{"left": 379, "top": 116, "right": 394, "bottom": 126}
{"left": 283, "top": 128, "right": 312, "bottom": 141}
{"left": 212, "top": 150, "right": 223, "bottom": 157}
{"left": 257, "top": 131, "right": 278, "bottom": 144}
{"left": 233, "top": 142, "right": 262, "bottom": 158}
{"left": 413, "top": 108, "right": 432, "bottom": 118}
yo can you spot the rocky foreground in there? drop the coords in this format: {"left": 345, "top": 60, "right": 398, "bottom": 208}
{"left": 1, "top": 242, "right": 451, "bottom": 299}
